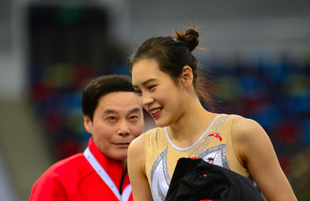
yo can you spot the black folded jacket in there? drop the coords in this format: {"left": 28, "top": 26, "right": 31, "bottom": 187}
{"left": 165, "top": 158, "right": 265, "bottom": 201}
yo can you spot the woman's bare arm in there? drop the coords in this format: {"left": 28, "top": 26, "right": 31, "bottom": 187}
{"left": 232, "top": 116, "right": 297, "bottom": 201}
{"left": 128, "top": 134, "right": 154, "bottom": 201}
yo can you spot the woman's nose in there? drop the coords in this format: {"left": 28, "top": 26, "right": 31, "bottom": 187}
{"left": 141, "top": 93, "right": 154, "bottom": 107}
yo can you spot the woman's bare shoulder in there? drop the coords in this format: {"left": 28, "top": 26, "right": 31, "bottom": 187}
{"left": 231, "top": 115, "right": 264, "bottom": 140}
{"left": 128, "top": 127, "right": 162, "bottom": 156}
{"left": 129, "top": 132, "right": 146, "bottom": 153}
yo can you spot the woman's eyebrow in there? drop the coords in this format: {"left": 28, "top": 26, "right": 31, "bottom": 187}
{"left": 133, "top": 78, "right": 156, "bottom": 88}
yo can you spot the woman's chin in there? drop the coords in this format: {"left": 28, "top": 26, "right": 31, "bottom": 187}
{"left": 154, "top": 118, "right": 170, "bottom": 128}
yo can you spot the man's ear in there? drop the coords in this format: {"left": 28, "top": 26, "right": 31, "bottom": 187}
{"left": 181, "top": 66, "right": 194, "bottom": 88}
{"left": 83, "top": 115, "right": 93, "bottom": 134}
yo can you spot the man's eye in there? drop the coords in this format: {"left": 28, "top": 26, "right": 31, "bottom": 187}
{"left": 129, "top": 115, "right": 140, "bottom": 122}
{"left": 107, "top": 116, "right": 116, "bottom": 120}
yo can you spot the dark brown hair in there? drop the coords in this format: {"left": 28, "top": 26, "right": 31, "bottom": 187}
{"left": 82, "top": 74, "right": 135, "bottom": 121}
{"left": 127, "top": 28, "right": 216, "bottom": 110}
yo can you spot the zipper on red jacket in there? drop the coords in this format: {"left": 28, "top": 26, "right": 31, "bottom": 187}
{"left": 119, "top": 162, "right": 127, "bottom": 195}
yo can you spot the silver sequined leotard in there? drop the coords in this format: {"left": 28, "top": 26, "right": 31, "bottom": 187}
{"left": 144, "top": 114, "right": 252, "bottom": 201}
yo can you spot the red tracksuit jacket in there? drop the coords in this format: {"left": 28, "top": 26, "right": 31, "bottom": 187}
{"left": 30, "top": 138, "right": 132, "bottom": 201}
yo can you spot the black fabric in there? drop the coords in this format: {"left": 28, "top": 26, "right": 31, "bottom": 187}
{"left": 165, "top": 158, "right": 264, "bottom": 201}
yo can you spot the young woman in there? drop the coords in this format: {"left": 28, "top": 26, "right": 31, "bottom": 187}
{"left": 127, "top": 28, "right": 297, "bottom": 201}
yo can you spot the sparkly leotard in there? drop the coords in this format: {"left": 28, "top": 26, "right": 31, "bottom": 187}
{"left": 144, "top": 114, "right": 252, "bottom": 201}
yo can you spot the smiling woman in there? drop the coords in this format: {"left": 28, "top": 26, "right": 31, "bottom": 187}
{"left": 126, "top": 28, "right": 298, "bottom": 201}
{"left": 132, "top": 58, "right": 185, "bottom": 127}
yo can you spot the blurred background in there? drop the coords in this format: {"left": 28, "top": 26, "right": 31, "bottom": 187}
{"left": 0, "top": 0, "right": 310, "bottom": 200}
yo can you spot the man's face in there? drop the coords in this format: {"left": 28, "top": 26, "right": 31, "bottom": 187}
{"left": 84, "top": 91, "right": 144, "bottom": 161}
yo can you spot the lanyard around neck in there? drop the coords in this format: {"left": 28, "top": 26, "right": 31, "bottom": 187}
{"left": 84, "top": 147, "right": 132, "bottom": 201}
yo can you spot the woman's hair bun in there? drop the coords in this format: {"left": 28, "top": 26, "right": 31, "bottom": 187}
{"left": 175, "top": 28, "right": 199, "bottom": 52}
{"left": 185, "top": 28, "right": 199, "bottom": 38}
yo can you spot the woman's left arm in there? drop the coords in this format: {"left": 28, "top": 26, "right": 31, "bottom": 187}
{"left": 232, "top": 116, "right": 298, "bottom": 201}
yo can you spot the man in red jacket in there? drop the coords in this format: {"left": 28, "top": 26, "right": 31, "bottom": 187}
{"left": 30, "top": 75, "right": 144, "bottom": 201}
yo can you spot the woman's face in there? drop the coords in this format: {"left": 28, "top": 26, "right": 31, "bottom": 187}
{"left": 132, "top": 58, "right": 186, "bottom": 127}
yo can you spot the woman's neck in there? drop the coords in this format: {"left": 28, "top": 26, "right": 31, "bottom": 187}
{"left": 167, "top": 99, "right": 217, "bottom": 148}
